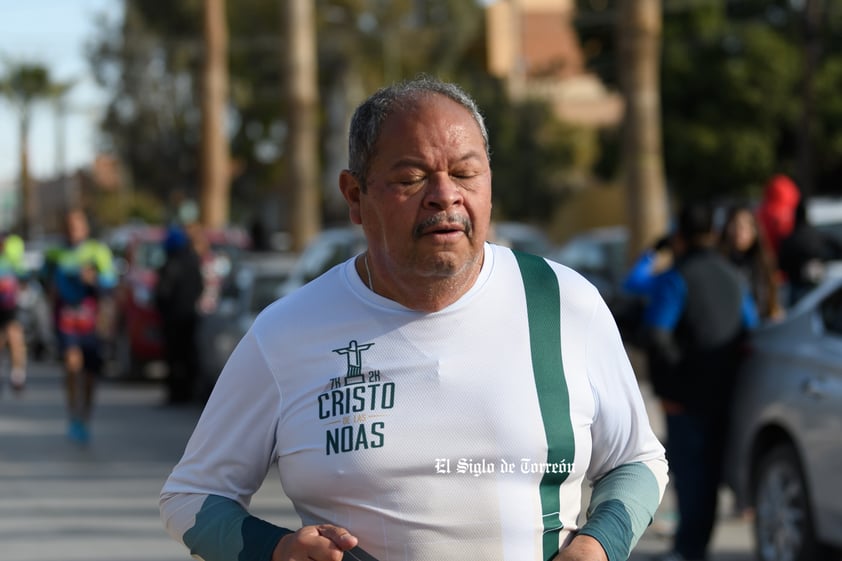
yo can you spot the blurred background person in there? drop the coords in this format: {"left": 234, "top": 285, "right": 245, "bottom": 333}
{"left": 756, "top": 174, "right": 801, "bottom": 258}
{"left": 248, "top": 217, "right": 272, "bottom": 253}
{"left": 641, "top": 202, "right": 758, "bottom": 561}
{"left": 43, "top": 209, "right": 117, "bottom": 444}
{"left": 778, "top": 200, "right": 842, "bottom": 306}
{"left": 620, "top": 232, "right": 676, "bottom": 349}
{"left": 718, "top": 204, "right": 783, "bottom": 322}
{"left": 623, "top": 232, "right": 675, "bottom": 296}
{"left": 186, "top": 223, "right": 224, "bottom": 317}
{"left": 0, "top": 232, "right": 28, "bottom": 394}
{"left": 155, "top": 225, "right": 203, "bottom": 405}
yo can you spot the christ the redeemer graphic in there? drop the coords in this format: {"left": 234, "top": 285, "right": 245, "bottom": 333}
{"left": 333, "top": 340, "right": 375, "bottom": 376}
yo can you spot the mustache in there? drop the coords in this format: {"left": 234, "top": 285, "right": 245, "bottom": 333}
{"left": 413, "top": 214, "right": 473, "bottom": 239}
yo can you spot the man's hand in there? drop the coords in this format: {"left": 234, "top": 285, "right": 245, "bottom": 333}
{"left": 272, "top": 524, "right": 359, "bottom": 561}
{"left": 554, "top": 534, "right": 609, "bottom": 561}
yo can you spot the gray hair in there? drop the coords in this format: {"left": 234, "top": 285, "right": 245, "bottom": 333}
{"left": 347, "top": 76, "right": 490, "bottom": 189}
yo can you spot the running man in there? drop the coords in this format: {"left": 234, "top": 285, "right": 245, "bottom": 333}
{"left": 0, "top": 232, "right": 28, "bottom": 393}
{"left": 43, "top": 209, "right": 117, "bottom": 443}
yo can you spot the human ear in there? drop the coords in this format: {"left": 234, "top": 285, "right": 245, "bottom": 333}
{"left": 339, "top": 170, "right": 363, "bottom": 225}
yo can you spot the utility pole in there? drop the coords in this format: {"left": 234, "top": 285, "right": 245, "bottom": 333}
{"left": 282, "top": 0, "right": 321, "bottom": 251}
{"left": 618, "top": 0, "right": 669, "bottom": 259}
{"left": 199, "top": 0, "right": 231, "bottom": 229}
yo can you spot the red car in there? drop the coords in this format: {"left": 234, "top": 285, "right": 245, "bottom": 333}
{"left": 109, "top": 224, "right": 250, "bottom": 379}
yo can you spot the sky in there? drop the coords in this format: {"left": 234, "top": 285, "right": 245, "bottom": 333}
{"left": 0, "top": 0, "right": 123, "bottom": 185}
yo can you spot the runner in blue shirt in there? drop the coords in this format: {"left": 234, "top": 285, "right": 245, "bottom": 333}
{"left": 43, "top": 209, "right": 117, "bottom": 443}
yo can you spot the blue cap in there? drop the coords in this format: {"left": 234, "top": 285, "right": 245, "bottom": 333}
{"left": 164, "top": 226, "right": 189, "bottom": 254}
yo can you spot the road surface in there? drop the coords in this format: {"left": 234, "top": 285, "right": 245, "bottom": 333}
{"left": 0, "top": 360, "right": 753, "bottom": 561}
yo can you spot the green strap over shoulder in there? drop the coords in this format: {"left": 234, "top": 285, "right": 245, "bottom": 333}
{"left": 514, "top": 251, "right": 575, "bottom": 561}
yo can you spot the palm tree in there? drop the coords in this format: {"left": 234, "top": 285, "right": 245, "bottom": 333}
{"left": 0, "top": 61, "right": 62, "bottom": 239}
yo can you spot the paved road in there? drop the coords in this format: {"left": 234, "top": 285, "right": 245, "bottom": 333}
{"left": 0, "top": 361, "right": 299, "bottom": 561}
{"left": 0, "top": 359, "right": 753, "bottom": 561}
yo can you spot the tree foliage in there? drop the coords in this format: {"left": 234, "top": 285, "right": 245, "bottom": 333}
{"left": 661, "top": 7, "right": 800, "bottom": 200}
{"left": 89, "top": 1, "right": 492, "bottom": 222}
{"left": 88, "top": 2, "right": 203, "bottom": 212}
{"left": 0, "top": 63, "right": 52, "bottom": 110}
{"left": 576, "top": 0, "right": 842, "bottom": 202}
{"left": 0, "top": 60, "right": 71, "bottom": 236}
{"left": 86, "top": 0, "right": 589, "bottom": 227}
{"left": 469, "top": 75, "right": 599, "bottom": 222}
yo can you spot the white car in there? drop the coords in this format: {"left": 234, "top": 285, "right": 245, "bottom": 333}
{"left": 490, "top": 221, "right": 557, "bottom": 258}
{"left": 195, "top": 252, "right": 298, "bottom": 400}
{"left": 727, "top": 276, "right": 842, "bottom": 561}
{"left": 276, "top": 227, "right": 367, "bottom": 298}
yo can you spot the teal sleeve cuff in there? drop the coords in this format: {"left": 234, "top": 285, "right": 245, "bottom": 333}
{"left": 183, "top": 494, "right": 294, "bottom": 561}
{"left": 578, "top": 462, "right": 661, "bottom": 561}
{"left": 241, "top": 516, "right": 294, "bottom": 561}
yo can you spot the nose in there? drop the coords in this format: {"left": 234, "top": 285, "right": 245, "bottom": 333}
{"left": 423, "top": 172, "right": 463, "bottom": 211}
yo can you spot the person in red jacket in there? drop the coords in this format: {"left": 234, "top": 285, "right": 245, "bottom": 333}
{"left": 756, "top": 174, "right": 801, "bottom": 257}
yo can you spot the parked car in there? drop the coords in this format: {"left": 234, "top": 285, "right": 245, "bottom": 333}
{"left": 555, "top": 225, "right": 629, "bottom": 299}
{"left": 196, "top": 252, "right": 298, "bottom": 400}
{"left": 110, "top": 226, "right": 167, "bottom": 378}
{"left": 277, "top": 226, "right": 367, "bottom": 298}
{"left": 110, "top": 224, "right": 250, "bottom": 379}
{"left": 553, "top": 225, "right": 648, "bottom": 341}
{"left": 19, "top": 277, "right": 53, "bottom": 359}
{"left": 196, "top": 227, "right": 366, "bottom": 398}
{"left": 726, "top": 276, "right": 842, "bottom": 561}
{"left": 808, "top": 196, "right": 842, "bottom": 243}
{"left": 490, "top": 221, "right": 557, "bottom": 258}
{"left": 805, "top": 197, "right": 842, "bottom": 281}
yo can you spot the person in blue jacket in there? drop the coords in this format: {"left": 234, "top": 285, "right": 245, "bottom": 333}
{"left": 639, "top": 202, "right": 757, "bottom": 561}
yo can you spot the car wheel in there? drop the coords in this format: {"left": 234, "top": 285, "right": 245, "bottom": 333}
{"left": 753, "top": 443, "right": 822, "bottom": 561}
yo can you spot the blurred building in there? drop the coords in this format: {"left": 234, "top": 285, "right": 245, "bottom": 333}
{"left": 0, "top": 171, "right": 100, "bottom": 238}
{"left": 28, "top": 154, "right": 123, "bottom": 237}
{"left": 486, "top": 0, "right": 622, "bottom": 127}
{"left": 35, "top": 173, "right": 83, "bottom": 236}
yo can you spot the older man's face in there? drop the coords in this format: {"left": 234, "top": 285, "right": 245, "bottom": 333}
{"left": 345, "top": 94, "right": 492, "bottom": 286}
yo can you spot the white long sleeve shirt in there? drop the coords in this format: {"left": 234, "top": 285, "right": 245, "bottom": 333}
{"left": 161, "top": 243, "right": 668, "bottom": 561}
